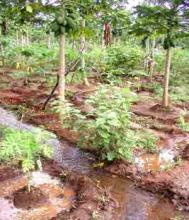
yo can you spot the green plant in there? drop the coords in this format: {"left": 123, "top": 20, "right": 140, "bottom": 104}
{"left": 0, "top": 127, "right": 52, "bottom": 173}
{"left": 135, "top": 131, "right": 158, "bottom": 152}
{"left": 55, "top": 85, "right": 157, "bottom": 162}
{"left": 106, "top": 44, "right": 143, "bottom": 73}
{"left": 178, "top": 113, "right": 189, "bottom": 133}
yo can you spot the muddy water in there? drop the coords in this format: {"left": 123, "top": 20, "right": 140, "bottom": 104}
{"left": 0, "top": 107, "right": 189, "bottom": 220}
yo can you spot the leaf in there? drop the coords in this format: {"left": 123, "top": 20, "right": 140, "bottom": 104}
{"left": 26, "top": 5, "right": 33, "bottom": 13}
{"left": 107, "top": 152, "right": 116, "bottom": 161}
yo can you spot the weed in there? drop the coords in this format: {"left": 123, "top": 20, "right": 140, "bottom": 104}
{"left": 135, "top": 131, "right": 158, "bottom": 153}
{"left": 178, "top": 114, "right": 189, "bottom": 133}
{"left": 55, "top": 85, "right": 157, "bottom": 162}
{"left": 0, "top": 127, "right": 52, "bottom": 173}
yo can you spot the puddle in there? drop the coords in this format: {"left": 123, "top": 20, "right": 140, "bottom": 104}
{"left": 0, "top": 107, "right": 189, "bottom": 219}
{"left": 52, "top": 139, "right": 93, "bottom": 174}
{"left": 0, "top": 198, "right": 19, "bottom": 220}
{"left": 94, "top": 174, "right": 179, "bottom": 220}
{"left": 135, "top": 149, "right": 176, "bottom": 172}
{"left": 135, "top": 133, "right": 189, "bottom": 173}
{"left": 30, "top": 171, "right": 60, "bottom": 187}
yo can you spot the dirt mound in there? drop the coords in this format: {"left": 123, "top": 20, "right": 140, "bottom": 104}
{"left": 132, "top": 101, "right": 181, "bottom": 124}
{"left": 13, "top": 187, "right": 48, "bottom": 210}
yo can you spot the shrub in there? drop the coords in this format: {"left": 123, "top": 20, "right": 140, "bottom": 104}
{"left": 105, "top": 44, "right": 144, "bottom": 75}
{"left": 0, "top": 127, "right": 52, "bottom": 172}
{"left": 56, "top": 86, "right": 157, "bottom": 162}
{"left": 178, "top": 114, "right": 189, "bottom": 133}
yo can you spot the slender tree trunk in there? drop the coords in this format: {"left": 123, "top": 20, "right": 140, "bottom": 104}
{"left": 149, "top": 39, "right": 155, "bottom": 81}
{"left": 80, "top": 19, "right": 89, "bottom": 86}
{"left": 21, "top": 34, "right": 25, "bottom": 48}
{"left": 16, "top": 31, "right": 19, "bottom": 46}
{"left": 0, "top": 44, "right": 5, "bottom": 66}
{"left": 1, "top": 18, "right": 7, "bottom": 35}
{"left": 81, "top": 19, "right": 86, "bottom": 71}
{"left": 47, "top": 33, "right": 51, "bottom": 49}
{"left": 72, "top": 40, "right": 76, "bottom": 49}
{"left": 162, "top": 47, "right": 171, "bottom": 107}
{"left": 58, "top": 34, "right": 66, "bottom": 101}
{"left": 26, "top": 31, "right": 30, "bottom": 46}
{"left": 144, "top": 37, "right": 150, "bottom": 72}
{"left": 103, "top": 22, "right": 111, "bottom": 46}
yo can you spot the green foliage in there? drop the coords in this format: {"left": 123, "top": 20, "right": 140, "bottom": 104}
{"left": 105, "top": 44, "right": 144, "bottom": 74}
{"left": 178, "top": 114, "right": 189, "bottom": 133}
{"left": 135, "top": 131, "right": 158, "bottom": 152}
{"left": 155, "top": 49, "right": 189, "bottom": 102}
{"left": 0, "top": 127, "right": 52, "bottom": 173}
{"left": 84, "top": 42, "right": 144, "bottom": 83}
{"left": 51, "top": 4, "right": 80, "bottom": 36}
{"left": 55, "top": 85, "right": 157, "bottom": 162}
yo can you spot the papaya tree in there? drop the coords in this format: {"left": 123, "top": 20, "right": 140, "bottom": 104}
{"left": 76, "top": 0, "right": 94, "bottom": 85}
{"left": 51, "top": 2, "right": 79, "bottom": 101}
{"left": 134, "top": 0, "right": 189, "bottom": 107}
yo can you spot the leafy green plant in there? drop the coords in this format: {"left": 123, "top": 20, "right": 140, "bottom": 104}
{"left": 135, "top": 131, "right": 158, "bottom": 152}
{"left": 0, "top": 127, "right": 52, "bottom": 173}
{"left": 178, "top": 114, "right": 189, "bottom": 133}
{"left": 55, "top": 85, "right": 157, "bottom": 162}
{"left": 106, "top": 44, "right": 143, "bottom": 72}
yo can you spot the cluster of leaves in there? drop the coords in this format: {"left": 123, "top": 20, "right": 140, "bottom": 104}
{"left": 105, "top": 44, "right": 144, "bottom": 75}
{"left": 0, "top": 127, "right": 52, "bottom": 172}
{"left": 55, "top": 85, "right": 157, "bottom": 162}
{"left": 84, "top": 42, "right": 144, "bottom": 84}
{"left": 178, "top": 113, "right": 189, "bottom": 133}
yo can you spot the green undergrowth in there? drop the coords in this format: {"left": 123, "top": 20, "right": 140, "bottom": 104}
{"left": 54, "top": 85, "right": 158, "bottom": 162}
{"left": 178, "top": 113, "right": 189, "bottom": 133}
{"left": 0, "top": 126, "right": 52, "bottom": 172}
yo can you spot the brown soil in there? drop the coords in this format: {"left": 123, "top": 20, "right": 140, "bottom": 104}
{"left": 54, "top": 173, "right": 116, "bottom": 220}
{"left": 105, "top": 159, "right": 189, "bottom": 211}
{"left": 132, "top": 101, "right": 182, "bottom": 124}
{"left": 43, "top": 160, "right": 116, "bottom": 219}
{"left": 13, "top": 187, "right": 49, "bottom": 210}
{"left": 0, "top": 69, "right": 189, "bottom": 217}
{"left": 182, "top": 145, "right": 189, "bottom": 159}
{"left": 0, "top": 167, "right": 21, "bottom": 181}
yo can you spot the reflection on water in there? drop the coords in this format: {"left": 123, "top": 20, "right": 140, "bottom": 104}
{"left": 0, "top": 107, "right": 189, "bottom": 220}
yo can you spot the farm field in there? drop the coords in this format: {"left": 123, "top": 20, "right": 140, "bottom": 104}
{"left": 0, "top": 0, "right": 189, "bottom": 220}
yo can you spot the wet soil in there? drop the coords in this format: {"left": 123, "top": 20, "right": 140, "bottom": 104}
{"left": 0, "top": 69, "right": 189, "bottom": 219}
{"left": 132, "top": 100, "right": 182, "bottom": 124}
{"left": 0, "top": 167, "right": 21, "bottom": 182}
{"left": 13, "top": 187, "right": 48, "bottom": 210}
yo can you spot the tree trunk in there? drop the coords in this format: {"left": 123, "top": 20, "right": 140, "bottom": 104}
{"left": 58, "top": 34, "right": 66, "bottom": 101}
{"left": 103, "top": 22, "right": 111, "bottom": 46}
{"left": 144, "top": 37, "right": 150, "bottom": 72}
{"left": 21, "top": 35, "right": 25, "bottom": 48}
{"left": 80, "top": 19, "right": 86, "bottom": 71}
{"left": 149, "top": 39, "right": 155, "bottom": 81}
{"left": 26, "top": 30, "right": 30, "bottom": 46}
{"left": 72, "top": 40, "right": 76, "bottom": 49}
{"left": 80, "top": 19, "right": 89, "bottom": 86}
{"left": 162, "top": 47, "right": 171, "bottom": 107}
{"left": 1, "top": 18, "right": 7, "bottom": 35}
{"left": 16, "top": 31, "right": 19, "bottom": 46}
{"left": 47, "top": 33, "right": 51, "bottom": 49}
